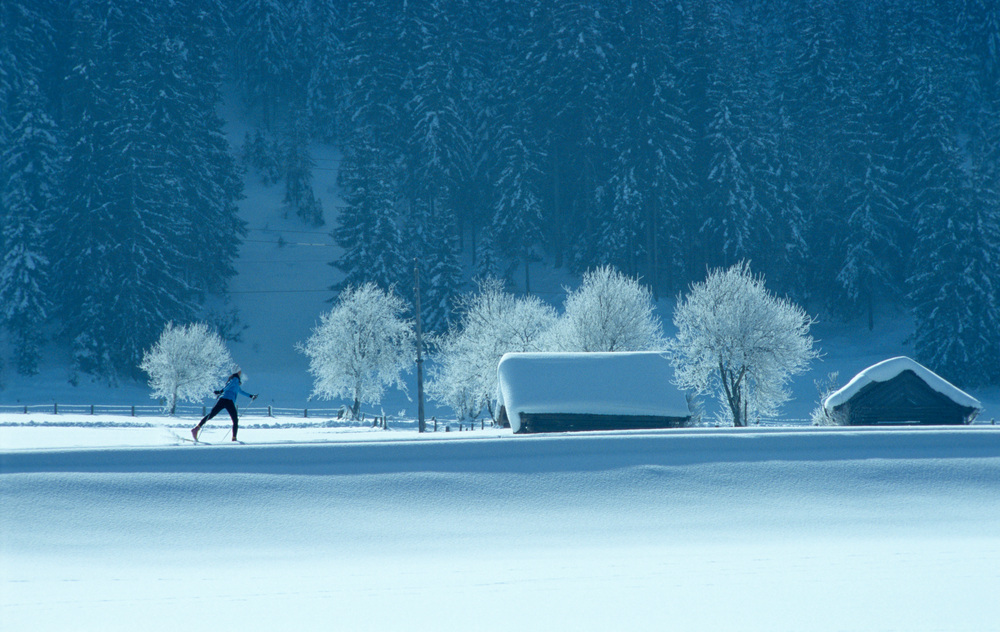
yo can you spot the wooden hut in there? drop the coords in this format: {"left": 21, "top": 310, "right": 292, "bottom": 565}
{"left": 822, "top": 356, "right": 981, "bottom": 426}
{"left": 497, "top": 352, "right": 692, "bottom": 433}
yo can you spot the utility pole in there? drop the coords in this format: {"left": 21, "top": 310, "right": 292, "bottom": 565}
{"left": 414, "top": 259, "right": 426, "bottom": 433}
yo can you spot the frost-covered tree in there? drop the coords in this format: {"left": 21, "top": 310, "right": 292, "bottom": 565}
{"left": 298, "top": 283, "right": 414, "bottom": 419}
{"left": 669, "top": 262, "right": 818, "bottom": 426}
{"left": 139, "top": 322, "right": 233, "bottom": 415}
{"left": 427, "top": 277, "right": 557, "bottom": 421}
{"left": 551, "top": 266, "right": 665, "bottom": 353}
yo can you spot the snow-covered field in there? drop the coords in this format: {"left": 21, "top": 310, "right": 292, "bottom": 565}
{"left": 3, "top": 422, "right": 999, "bottom": 631}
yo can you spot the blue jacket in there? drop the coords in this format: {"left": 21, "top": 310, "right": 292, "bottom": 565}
{"left": 218, "top": 376, "right": 253, "bottom": 402}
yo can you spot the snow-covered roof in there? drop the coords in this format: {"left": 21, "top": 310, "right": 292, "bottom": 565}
{"left": 823, "top": 356, "right": 982, "bottom": 413}
{"left": 497, "top": 352, "right": 690, "bottom": 433}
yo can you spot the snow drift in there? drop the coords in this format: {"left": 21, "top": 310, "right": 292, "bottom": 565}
{"left": 3, "top": 426, "right": 1000, "bottom": 631}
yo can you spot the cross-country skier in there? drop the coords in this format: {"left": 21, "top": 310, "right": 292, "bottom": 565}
{"left": 192, "top": 370, "right": 257, "bottom": 442}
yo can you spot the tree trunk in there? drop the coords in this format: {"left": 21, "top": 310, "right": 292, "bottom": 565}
{"left": 720, "top": 359, "right": 747, "bottom": 426}
{"left": 524, "top": 255, "right": 531, "bottom": 295}
{"left": 552, "top": 144, "right": 563, "bottom": 268}
{"left": 867, "top": 290, "right": 874, "bottom": 331}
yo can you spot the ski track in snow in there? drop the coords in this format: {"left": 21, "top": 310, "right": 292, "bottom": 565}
{"left": 2, "top": 426, "right": 1000, "bottom": 631}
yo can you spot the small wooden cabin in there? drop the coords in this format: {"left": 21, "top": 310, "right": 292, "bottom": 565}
{"left": 496, "top": 352, "right": 692, "bottom": 433}
{"left": 822, "top": 356, "right": 981, "bottom": 426}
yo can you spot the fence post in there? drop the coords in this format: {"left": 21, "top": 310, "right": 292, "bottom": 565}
{"left": 91, "top": 405, "right": 95, "bottom": 415}
{"left": 268, "top": 405, "right": 273, "bottom": 417}
{"left": 54, "top": 403, "right": 58, "bottom": 415}
{"left": 304, "top": 408, "right": 308, "bottom": 418}
{"left": 24, "top": 405, "right": 28, "bottom": 414}
{"left": 131, "top": 405, "right": 135, "bottom": 417}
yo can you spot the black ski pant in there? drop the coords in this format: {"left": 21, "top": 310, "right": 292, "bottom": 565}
{"left": 197, "top": 398, "right": 239, "bottom": 437}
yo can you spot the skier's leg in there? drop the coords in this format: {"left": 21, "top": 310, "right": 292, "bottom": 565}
{"left": 223, "top": 399, "right": 239, "bottom": 441}
{"left": 193, "top": 400, "right": 226, "bottom": 439}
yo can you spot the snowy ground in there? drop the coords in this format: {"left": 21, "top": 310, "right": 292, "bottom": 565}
{"left": 3, "top": 422, "right": 999, "bottom": 631}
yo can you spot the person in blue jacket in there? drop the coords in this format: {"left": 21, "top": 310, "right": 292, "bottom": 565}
{"left": 192, "top": 370, "right": 257, "bottom": 441}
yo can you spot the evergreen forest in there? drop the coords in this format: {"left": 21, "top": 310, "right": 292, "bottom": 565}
{"left": 1, "top": 0, "right": 999, "bottom": 386}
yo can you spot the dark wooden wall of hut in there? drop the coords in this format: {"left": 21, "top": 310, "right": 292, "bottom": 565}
{"left": 833, "top": 370, "right": 976, "bottom": 425}
{"left": 516, "top": 413, "right": 690, "bottom": 434}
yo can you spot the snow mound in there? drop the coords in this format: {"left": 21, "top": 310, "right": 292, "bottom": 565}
{"left": 497, "top": 352, "right": 690, "bottom": 432}
{"left": 824, "top": 356, "right": 982, "bottom": 412}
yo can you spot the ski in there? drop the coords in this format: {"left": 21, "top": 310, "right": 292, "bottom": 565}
{"left": 165, "top": 428, "right": 211, "bottom": 444}
{"left": 178, "top": 436, "right": 210, "bottom": 445}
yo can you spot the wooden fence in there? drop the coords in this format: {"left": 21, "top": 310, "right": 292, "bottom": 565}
{"left": 0, "top": 404, "right": 345, "bottom": 419}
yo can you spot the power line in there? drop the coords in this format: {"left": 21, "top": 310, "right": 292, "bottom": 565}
{"left": 238, "top": 259, "right": 333, "bottom": 265}
{"left": 228, "top": 288, "right": 332, "bottom": 295}
{"left": 247, "top": 227, "right": 333, "bottom": 237}
{"left": 242, "top": 239, "right": 335, "bottom": 247}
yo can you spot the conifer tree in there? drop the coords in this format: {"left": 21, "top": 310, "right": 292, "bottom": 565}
{"left": 908, "top": 185, "right": 1000, "bottom": 386}
{"left": 599, "top": 0, "right": 692, "bottom": 294}
{"left": 490, "top": 114, "right": 545, "bottom": 293}
{"left": 304, "top": 0, "right": 346, "bottom": 143}
{"left": 0, "top": 81, "right": 60, "bottom": 374}
{"left": 333, "top": 130, "right": 405, "bottom": 293}
{"left": 419, "top": 205, "right": 464, "bottom": 334}
{"left": 283, "top": 113, "right": 324, "bottom": 227}
{"left": 234, "top": 0, "right": 293, "bottom": 129}
{"left": 58, "top": 1, "right": 243, "bottom": 378}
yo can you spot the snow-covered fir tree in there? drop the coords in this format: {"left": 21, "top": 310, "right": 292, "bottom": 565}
{"left": 242, "top": 129, "right": 282, "bottom": 185}
{"left": 401, "top": 0, "right": 470, "bottom": 220}
{"left": 57, "top": 1, "right": 243, "bottom": 378}
{"left": 517, "top": 0, "right": 610, "bottom": 269}
{"left": 0, "top": 80, "right": 60, "bottom": 375}
{"left": 418, "top": 205, "right": 464, "bottom": 334}
{"left": 333, "top": 129, "right": 406, "bottom": 293}
{"left": 234, "top": 0, "right": 294, "bottom": 129}
{"left": 303, "top": 0, "right": 346, "bottom": 143}
{"left": 596, "top": 0, "right": 691, "bottom": 293}
{"left": 342, "top": 1, "right": 406, "bottom": 157}
{"left": 834, "top": 46, "right": 905, "bottom": 329}
{"left": 282, "top": 113, "right": 324, "bottom": 226}
{"left": 490, "top": 118, "right": 545, "bottom": 293}
{"left": 907, "top": 106, "right": 1000, "bottom": 387}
